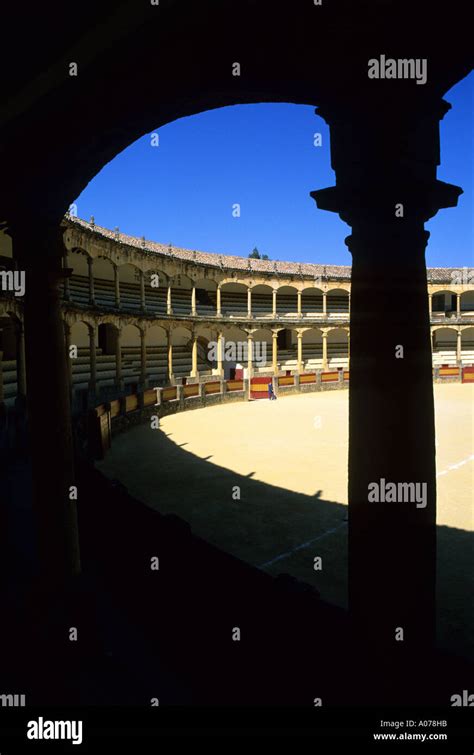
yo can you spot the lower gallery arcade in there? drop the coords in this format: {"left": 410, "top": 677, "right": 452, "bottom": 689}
{"left": 0, "top": 217, "right": 473, "bottom": 406}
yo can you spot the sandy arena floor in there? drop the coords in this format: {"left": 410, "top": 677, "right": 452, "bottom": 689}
{"left": 98, "top": 383, "right": 474, "bottom": 659}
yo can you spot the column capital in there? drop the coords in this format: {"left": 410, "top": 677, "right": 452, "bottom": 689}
{"left": 311, "top": 96, "right": 462, "bottom": 227}
{"left": 312, "top": 183, "right": 462, "bottom": 229}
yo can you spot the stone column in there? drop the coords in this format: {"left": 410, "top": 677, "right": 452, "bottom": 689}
{"left": 89, "top": 325, "right": 97, "bottom": 394}
{"left": 217, "top": 331, "right": 224, "bottom": 376}
{"left": 272, "top": 331, "right": 278, "bottom": 375}
{"left": 322, "top": 291, "right": 327, "bottom": 317}
{"left": 167, "top": 285, "right": 173, "bottom": 315}
{"left": 456, "top": 329, "right": 462, "bottom": 364}
{"left": 191, "top": 285, "right": 197, "bottom": 316}
{"left": 297, "top": 290, "right": 302, "bottom": 317}
{"left": 140, "top": 270, "right": 146, "bottom": 312}
{"left": 322, "top": 331, "right": 328, "bottom": 370}
{"left": 456, "top": 293, "right": 461, "bottom": 318}
{"left": 428, "top": 292, "right": 433, "bottom": 318}
{"left": 114, "top": 265, "right": 121, "bottom": 308}
{"left": 167, "top": 330, "right": 173, "bottom": 382}
{"left": 247, "top": 332, "right": 253, "bottom": 379}
{"left": 191, "top": 333, "right": 198, "bottom": 377}
{"left": 140, "top": 328, "right": 148, "bottom": 387}
{"left": 216, "top": 285, "right": 222, "bottom": 316}
{"left": 247, "top": 288, "right": 252, "bottom": 318}
{"left": 16, "top": 223, "right": 81, "bottom": 584}
{"left": 297, "top": 331, "right": 303, "bottom": 372}
{"left": 87, "top": 256, "right": 95, "bottom": 306}
{"left": 311, "top": 97, "right": 462, "bottom": 666}
{"left": 115, "top": 328, "right": 123, "bottom": 390}
{"left": 272, "top": 288, "right": 277, "bottom": 318}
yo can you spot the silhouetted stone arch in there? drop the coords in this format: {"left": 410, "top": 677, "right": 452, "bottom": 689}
{"left": 3, "top": 0, "right": 471, "bottom": 683}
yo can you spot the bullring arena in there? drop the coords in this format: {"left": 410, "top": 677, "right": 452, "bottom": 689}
{"left": 98, "top": 384, "right": 474, "bottom": 661}
{"left": 1, "top": 215, "right": 473, "bottom": 663}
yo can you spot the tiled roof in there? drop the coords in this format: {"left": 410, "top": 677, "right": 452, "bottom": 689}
{"left": 64, "top": 216, "right": 466, "bottom": 283}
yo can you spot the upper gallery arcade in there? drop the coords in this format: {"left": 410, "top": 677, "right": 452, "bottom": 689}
{"left": 0, "top": 214, "right": 473, "bottom": 407}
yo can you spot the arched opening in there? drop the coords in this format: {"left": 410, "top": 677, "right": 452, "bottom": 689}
{"left": 90, "top": 256, "right": 116, "bottom": 309}
{"left": 52, "top": 100, "right": 474, "bottom": 672}
{"left": 460, "top": 289, "right": 474, "bottom": 315}
{"left": 193, "top": 326, "right": 214, "bottom": 376}
{"left": 98, "top": 322, "right": 117, "bottom": 356}
{"left": 170, "top": 275, "right": 193, "bottom": 317}
{"left": 144, "top": 269, "right": 168, "bottom": 315}
{"left": 70, "top": 321, "right": 91, "bottom": 392}
{"left": 194, "top": 278, "right": 217, "bottom": 317}
{"left": 97, "top": 323, "right": 120, "bottom": 390}
{"left": 431, "top": 289, "right": 457, "bottom": 318}
{"left": 461, "top": 327, "right": 474, "bottom": 365}
{"left": 276, "top": 285, "right": 298, "bottom": 317}
{"left": 251, "top": 285, "right": 273, "bottom": 318}
{"left": 171, "top": 326, "right": 193, "bottom": 378}
{"left": 121, "top": 324, "right": 142, "bottom": 388}
{"left": 277, "top": 328, "right": 297, "bottom": 371}
{"left": 432, "top": 327, "right": 457, "bottom": 366}
{"left": 302, "top": 327, "right": 323, "bottom": 369}
{"left": 220, "top": 282, "right": 248, "bottom": 318}
{"left": 220, "top": 325, "right": 248, "bottom": 379}
{"left": 251, "top": 328, "right": 272, "bottom": 372}
{"left": 301, "top": 287, "right": 324, "bottom": 317}
{"left": 67, "top": 249, "right": 91, "bottom": 306}
{"left": 327, "top": 288, "right": 349, "bottom": 318}
{"left": 118, "top": 264, "right": 143, "bottom": 313}
{"left": 146, "top": 325, "right": 168, "bottom": 384}
{"left": 327, "top": 327, "right": 349, "bottom": 368}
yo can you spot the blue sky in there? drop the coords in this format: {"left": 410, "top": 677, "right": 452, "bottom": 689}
{"left": 75, "top": 72, "right": 473, "bottom": 268}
